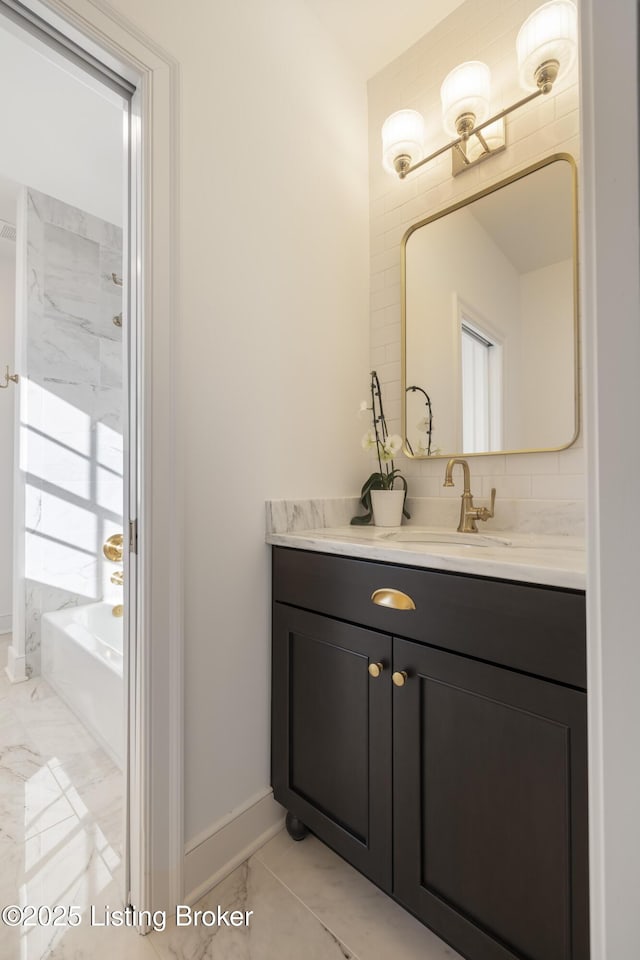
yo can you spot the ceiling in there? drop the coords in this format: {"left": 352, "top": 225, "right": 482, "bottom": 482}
{"left": 304, "top": 0, "right": 467, "bottom": 79}
{"left": 470, "top": 162, "right": 574, "bottom": 273}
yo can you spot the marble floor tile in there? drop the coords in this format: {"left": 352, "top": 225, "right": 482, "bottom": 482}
{"left": 0, "top": 647, "right": 125, "bottom": 960}
{"left": 149, "top": 858, "right": 358, "bottom": 960}
{"left": 255, "top": 831, "right": 463, "bottom": 960}
{"left": 42, "top": 919, "right": 161, "bottom": 960}
{"left": 11, "top": 880, "right": 155, "bottom": 960}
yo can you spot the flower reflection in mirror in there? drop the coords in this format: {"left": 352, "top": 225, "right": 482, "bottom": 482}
{"left": 352, "top": 371, "right": 410, "bottom": 525}
{"left": 405, "top": 385, "right": 434, "bottom": 456}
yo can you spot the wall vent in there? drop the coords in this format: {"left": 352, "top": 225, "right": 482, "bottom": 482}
{"left": 0, "top": 220, "right": 16, "bottom": 242}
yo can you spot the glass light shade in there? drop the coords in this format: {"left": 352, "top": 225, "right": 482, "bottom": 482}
{"left": 381, "top": 109, "right": 425, "bottom": 174}
{"left": 516, "top": 0, "right": 577, "bottom": 91}
{"left": 440, "top": 61, "right": 491, "bottom": 138}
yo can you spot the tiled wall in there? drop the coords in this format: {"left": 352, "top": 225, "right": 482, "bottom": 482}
{"left": 22, "top": 188, "right": 123, "bottom": 675}
{"left": 367, "top": 0, "right": 583, "bottom": 521}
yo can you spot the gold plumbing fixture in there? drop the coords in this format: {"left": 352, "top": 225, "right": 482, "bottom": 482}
{"left": 368, "top": 662, "right": 385, "bottom": 679}
{"left": 371, "top": 588, "right": 416, "bottom": 611}
{"left": 0, "top": 365, "right": 18, "bottom": 388}
{"left": 392, "top": 671, "right": 409, "bottom": 688}
{"left": 103, "top": 533, "right": 124, "bottom": 617}
{"left": 103, "top": 533, "right": 124, "bottom": 562}
{"left": 443, "top": 458, "right": 496, "bottom": 533}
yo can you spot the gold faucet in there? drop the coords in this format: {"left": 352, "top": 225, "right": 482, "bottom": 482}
{"left": 103, "top": 534, "right": 124, "bottom": 617}
{"left": 443, "top": 458, "right": 496, "bottom": 533}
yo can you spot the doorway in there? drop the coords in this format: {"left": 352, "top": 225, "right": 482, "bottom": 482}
{"left": 0, "top": 5, "right": 138, "bottom": 955}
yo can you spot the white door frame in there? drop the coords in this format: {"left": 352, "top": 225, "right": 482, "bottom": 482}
{"left": 579, "top": 0, "right": 640, "bottom": 956}
{"left": 11, "top": 0, "right": 184, "bottom": 914}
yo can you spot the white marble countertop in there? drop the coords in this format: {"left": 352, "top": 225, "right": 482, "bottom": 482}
{"left": 266, "top": 525, "right": 586, "bottom": 590}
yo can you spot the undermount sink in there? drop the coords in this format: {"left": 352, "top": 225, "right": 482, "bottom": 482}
{"left": 379, "top": 529, "right": 512, "bottom": 547}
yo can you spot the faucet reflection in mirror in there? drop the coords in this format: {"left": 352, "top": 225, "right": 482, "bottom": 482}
{"left": 382, "top": 0, "right": 577, "bottom": 178}
{"left": 351, "top": 371, "right": 410, "bottom": 526}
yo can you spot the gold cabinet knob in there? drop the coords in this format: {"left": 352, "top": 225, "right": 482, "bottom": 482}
{"left": 103, "top": 533, "right": 124, "bottom": 562}
{"left": 392, "top": 670, "right": 409, "bottom": 687}
{"left": 368, "top": 662, "right": 384, "bottom": 678}
{"left": 371, "top": 588, "right": 416, "bottom": 611}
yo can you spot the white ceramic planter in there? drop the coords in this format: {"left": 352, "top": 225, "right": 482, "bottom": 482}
{"left": 371, "top": 488, "right": 405, "bottom": 527}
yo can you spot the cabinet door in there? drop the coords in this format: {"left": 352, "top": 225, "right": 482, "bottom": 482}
{"left": 393, "top": 637, "right": 589, "bottom": 960}
{"left": 272, "top": 604, "right": 392, "bottom": 889}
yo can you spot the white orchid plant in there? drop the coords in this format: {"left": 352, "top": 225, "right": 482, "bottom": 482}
{"left": 351, "top": 371, "right": 410, "bottom": 525}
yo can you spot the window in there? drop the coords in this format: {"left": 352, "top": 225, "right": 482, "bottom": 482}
{"left": 461, "top": 318, "right": 503, "bottom": 452}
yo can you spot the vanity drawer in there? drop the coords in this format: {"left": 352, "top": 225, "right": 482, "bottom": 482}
{"left": 272, "top": 547, "right": 586, "bottom": 689}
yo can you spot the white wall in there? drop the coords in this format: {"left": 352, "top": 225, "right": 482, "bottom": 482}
{"left": 0, "top": 244, "right": 15, "bottom": 631}
{"left": 368, "top": 0, "right": 583, "bottom": 508}
{"left": 0, "top": 24, "right": 123, "bottom": 224}
{"left": 519, "top": 258, "right": 574, "bottom": 449}
{"left": 98, "top": 0, "right": 370, "bottom": 854}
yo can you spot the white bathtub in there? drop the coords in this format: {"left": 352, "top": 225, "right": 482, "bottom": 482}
{"left": 41, "top": 601, "right": 124, "bottom": 769}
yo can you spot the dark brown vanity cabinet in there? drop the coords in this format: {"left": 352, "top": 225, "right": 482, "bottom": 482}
{"left": 271, "top": 547, "right": 589, "bottom": 960}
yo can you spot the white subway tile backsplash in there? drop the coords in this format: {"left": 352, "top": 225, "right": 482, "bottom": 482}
{"left": 407, "top": 477, "right": 442, "bottom": 498}
{"left": 385, "top": 340, "right": 402, "bottom": 363}
{"left": 370, "top": 346, "right": 386, "bottom": 368}
{"left": 558, "top": 447, "right": 586, "bottom": 474}
{"left": 372, "top": 323, "right": 400, "bottom": 348}
{"left": 384, "top": 265, "right": 401, "bottom": 288}
{"left": 371, "top": 283, "right": 401, "bottom": 311}
{"left": 384, "top": 304, "right": 401, "bottom": 325}
{"left": 371, "top": 249, "right": 399, "bottom": 275}
{"left": 371, "top": 272, "right": 385, "bottom": 294}
{"left": 367, "top": 0, "right": 583, "bottom": 526}
{"left": 482, "top": 475, "right": 532, "bottom": 499}
{"left": 532, "top": 474, "right": 585, "bottom": 501}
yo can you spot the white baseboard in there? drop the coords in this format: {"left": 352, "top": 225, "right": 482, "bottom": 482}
{"left": 184, "top": 788, "right": 285, "bottom": 905}
{"left": 4, "top": 642, "right": 27, "bottom": 683}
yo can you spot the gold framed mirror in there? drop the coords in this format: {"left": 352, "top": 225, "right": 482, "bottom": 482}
{"left": 401, "top": 153, "right": 579, "bottom": 459}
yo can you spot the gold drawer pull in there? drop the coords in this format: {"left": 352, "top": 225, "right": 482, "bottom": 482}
{"left": 371, "top": 588, "right": 416, "bottom": 611}
{"left": 392, "top": 670, "right": 408, "bottom": 687}
{"left": 368, "top": 662, "right": 384, "bottom": 678}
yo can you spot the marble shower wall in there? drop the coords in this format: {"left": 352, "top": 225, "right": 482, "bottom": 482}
{"left": 22, "top": 188, "right": 123, "bottom": 676}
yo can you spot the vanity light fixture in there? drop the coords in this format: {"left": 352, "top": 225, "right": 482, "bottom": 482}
{"left": 381, "top": 0, "right": 577, "bottom": 179}
{"left": 382, "top": 109, "right": 425, "bottom": 177}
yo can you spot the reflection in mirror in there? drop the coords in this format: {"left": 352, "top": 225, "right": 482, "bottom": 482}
{"left": 402, "top": 155, "right": 578, "bottom": 458}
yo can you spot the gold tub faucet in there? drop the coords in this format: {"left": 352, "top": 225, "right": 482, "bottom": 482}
{"left": 103, "top": 533, "right": 125, "bottom": 617}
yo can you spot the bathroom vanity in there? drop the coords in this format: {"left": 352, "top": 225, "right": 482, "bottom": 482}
{"left": 269, "top": 529, "right": 588, "bottom": 960}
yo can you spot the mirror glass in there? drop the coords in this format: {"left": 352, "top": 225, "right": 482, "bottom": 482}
{"left": 402, "top": 156, "right": 578, "bottom": 458}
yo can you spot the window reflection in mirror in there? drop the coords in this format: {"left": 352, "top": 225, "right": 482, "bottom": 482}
{"left": 402, "top": 155, "right": 578, "bottom": 459}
